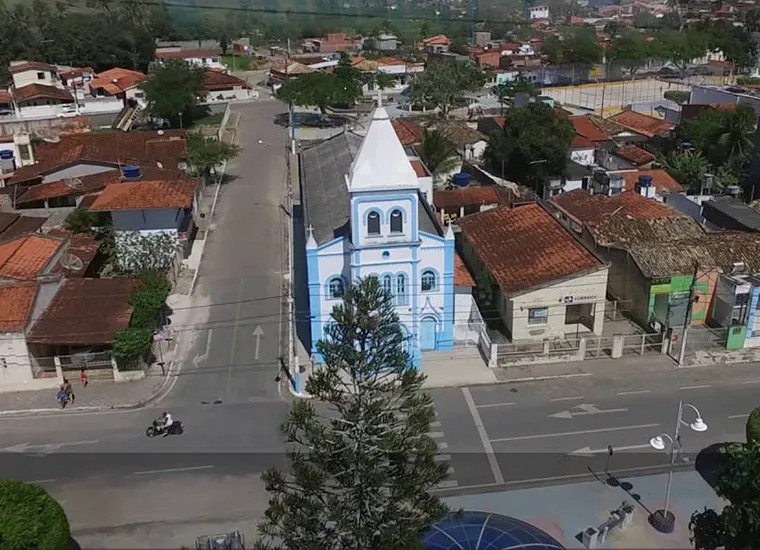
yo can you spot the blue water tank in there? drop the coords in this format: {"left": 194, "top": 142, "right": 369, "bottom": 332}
{"left": 0, "top": 150, "right": 13, "bottom": 160}
{"left": 452, "top": 172, "right": 471, "bottom": 187}
{"left": 638, "top": 175, "right": 653, "bottom": 187}
{"left": 122, "top": 165, "right": 141, "bottom": 180}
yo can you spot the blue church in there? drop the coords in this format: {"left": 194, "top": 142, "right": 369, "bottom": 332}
{"left": 297, "top": 106, "right": 470, "bottom": 370}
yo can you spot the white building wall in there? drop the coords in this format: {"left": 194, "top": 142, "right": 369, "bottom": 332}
{"left": 13, "top": 69, "right": 60, "bottom": 89}
{"left": 112, "top": 208, "right": 185, "bottom": 232}
{"left": 202, "top": 88, "right": 258, "bottom": 104}
{"left": 505, "top": 267, "right": 609, "bottom": 341}
{"left": 570, "top": 147, "right": 595, "bottom": 166}
{"left": 0, "top": 335, "right": 56, "bottom": 392}
{"left": 354, "top": 195, "right": 418, "bottom": 248}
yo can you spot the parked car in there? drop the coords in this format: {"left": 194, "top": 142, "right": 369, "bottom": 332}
{"left": 0, "top": 108, "right": 13, "bottom": 117}
{"left": 57, "top": 105, "right": 82, "bottom": 118}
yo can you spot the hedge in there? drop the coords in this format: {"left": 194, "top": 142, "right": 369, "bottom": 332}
{"left": 113, "top": 273, "right": 170, "bottom": 360}
{"left": 0, "top": 480, "right": 71, "bottom": 550}
{"left": 747, "top": 406, "right": 760, "bottom": 447}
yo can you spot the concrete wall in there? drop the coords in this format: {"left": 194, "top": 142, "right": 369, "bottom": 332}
{"left": 13, "top": 69, "right": 60, "bottom": 89}
{"left": 503, "top": 267, "right": 609, "bottom": 341}
{"left": 0, "top": 334, "right": 37, "bottom": 391}
{"left": 570, "top": 147, "right": 595, "bottom": 166}
{"left": 0, "top": 112, "right": 118, "bottom": 135}
{"left": 112, "top": 208, "right": 186, "bottom": 232}
{"left": 202, "top": 88, "right": 257, "bottom": 104}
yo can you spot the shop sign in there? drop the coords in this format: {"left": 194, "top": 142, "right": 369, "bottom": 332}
{"left": 561, "top": 294, "right": 597, "bottom": 304}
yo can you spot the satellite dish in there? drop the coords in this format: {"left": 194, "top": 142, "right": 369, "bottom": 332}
{"left": 65, "top": 177, "right": 83, "bottom": 190}
{"left": 157, "top": 129, "right": 165, "bottom": 136}
{"left": 59, "top": 253, "right": 84, "bottom": 272}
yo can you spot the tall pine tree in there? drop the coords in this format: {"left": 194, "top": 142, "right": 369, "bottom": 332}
{"left": 255, "top": 277, "right": 449, "bottom": 550}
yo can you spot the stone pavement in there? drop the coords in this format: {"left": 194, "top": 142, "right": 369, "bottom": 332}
{"left": 444, "top": 470, "right": 724, "bottom": 549}
{"left": 422, "top": 347, "right": 497, "bottom": 388}
{"left": 495, "top": 355, "right": 679, "bottom": 382}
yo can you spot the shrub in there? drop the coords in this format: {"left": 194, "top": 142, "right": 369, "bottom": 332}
{"left": 747, "top": 406, "right": 760, "bottom": 447}
{"left": 113, "top": 326, "right": 154, "bottom": 359}
{"left": 663, "top": 90, "right": 690, "bottom": 104}
{"left": 113, "top": 274, "right": 170, "bottom": 360}
{"left": 0, "top": 480, "right": 71, "bottom": 550}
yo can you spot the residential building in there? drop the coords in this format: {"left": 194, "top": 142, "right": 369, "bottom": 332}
{"left": 302, "top": 33, "right": 359, "bottom": 54}
{"left": 689, "top": 85, "right": 760, "bottom": 114}
{"left": 88, "top": 68, "right": 146, "bottom": 106}
{"left": 356, "top": 57, "right": 424, "bottom": 96}
{"left": 374, "top": 34, "right": 401, "bottom": 52}
{"left": 87, "top": 168, "right": 200, "bottom": 271}
{"left": 608, "top": 110, "right": 675, "bottom": 139}
{"left": 473, "top": 32, "right": 492, "bottom": 48}
{"left": 437, "top": 122, "right": 487, "bottom": 162}
{"left": 599, "top": 144, "right": 656, "bottom": 170}
{"left": 433, "top": 185, "right": 535, "bottom": 225}
{"left": 9, "top": 61, "right": 62, "bottom": 90}
{"left": 549, "top": 189, "right": 708, "bottom": 329}
{"left": 423, "top": 35, "right": 450, "bottom": 54}
{"left": 0, "top": 233, "right": 67, "bottom": 282}
{"left": 458, "top": 203, "right": 609, "bottom": 341}
{"left": 701, "top": 195, "right": 760, "bottom": 232}
{"left": 155, "top": 49, "right": 225, "bottom": 71}
{"left": 569, "top": 115, "right": 615, "bottom": 149}
{"left": 201, "top": 70, "right": 255, "bottom": 103}
{"left": 59, "top": 67, "right": 95, "bottom": 88}
{"left": 0, "top": 282, "right": 42, "bottom": 391}
{"left": 475, "top": 51, "right": 502, "bottom": 69}
{"left": 297, "top": 107, "right": 481, "bottom": 369}
{"left": 392, "top": 118, "right": 424, "bottom": 146}
{"left": 528, "top": 5, "right": 550, "bottom": 19}
{"left": 570, "top": 135, "right": 596, "bottom": 166}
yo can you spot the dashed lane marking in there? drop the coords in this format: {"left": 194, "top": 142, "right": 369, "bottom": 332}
{"left": 551, "top": 396, "right": 584, "bottom": 402}
{"left": 475, "top": 402, "right": 515, "bottom": 409}
{"left": 428, "top": 432, "right": 445, "bottom": 438}
{"left": 133, "top": 465, "right": 214, "bottom": 476}
{"left": 617, "top": 390, "right": 651, "bottom": 396}
{"left": 679, "top": 385, "right": 712, "bottom": 390}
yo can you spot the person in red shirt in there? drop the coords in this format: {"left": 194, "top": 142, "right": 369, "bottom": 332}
{"left": 80, "top": 368, "right": 88, "bottom": 388}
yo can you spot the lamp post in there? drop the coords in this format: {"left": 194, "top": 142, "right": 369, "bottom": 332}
{"left": 648, "top": 400, "right": 708, "bottom": 533}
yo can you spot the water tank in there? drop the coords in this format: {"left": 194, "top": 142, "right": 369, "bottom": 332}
{"left": 725, "top": 185, "right": 742, "bottom": 197}
{"left": 638, "top": 175, "right": 653, "bottom": 187}
{"left": 452, "top": 172, "right": 471, "bottom": 187}
{"left": 0, "top": 150, "right": 15, "bottom": 175}
{"left": 121, "top": 165, "right": 142, "bottom": 180}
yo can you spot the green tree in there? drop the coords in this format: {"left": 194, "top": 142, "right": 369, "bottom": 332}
{"left": 475, "top": 271, "right": 499, "bottom": 308}
{"left": 689, "top": 440, "right": 760, "bottom": 550}
{"left": 493, "top": 76, "right": 538, "bottom": 113}
{"left": 186, "top": 133, "right": 241, "bottom": 182}
{"left": 410, "top": 60, "right": 485, "bottom": 117}
{"left": 64, "top": 207, "right": 97, "bottom": 235}
{"left": 657, "top": 150, "right": 712, "bottom": 192}
{"left": 278, "top": 71, "right": 362, "bottom": 115}
{"left": 746, "top": 7, "right": 760, "bottom": 33}
{"left": 483, "top": 103, "right": 575, "bottom": 187}
{"left": 747, "top": 406, "right": 760, "bottom": 447}
{"left": 418, "top": 128, "right": 460, "bottom": 183}
{"left": 0, "top": 480, "right": 71, "bottom": 550}
{"left": 555, "top": 27, "right": 603, "bottom": 65}
{"left": 664, "top": 90, "right": 691, "bottom": 104}
{"left": 219, "top": 31, "right": 230, "bottom": 54}
{"left": 609, "top": 31, "right": 655, "bottom": 77}
{"left": 253, "top": 277, "right": 448, "bottom": 550}
{"left": 142, "top": 59, "right": 206, "bottom": 128}
{"left": 678, "top": 103, "right": 757, "bottom": 168}
{"left": 658, "top": 30, "right": 706, "bottom": 76}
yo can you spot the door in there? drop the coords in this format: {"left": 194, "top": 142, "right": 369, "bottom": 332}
{"left": 420, "top": 317, "right": 437, "bottom": 350}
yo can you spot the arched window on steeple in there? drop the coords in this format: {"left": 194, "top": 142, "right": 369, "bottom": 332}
{"left": 367, "top": 211, "right": 381, "bottom": 236}
{"left": 383, "top": 274, "right": 393, "bottom": 297}
{"left": 390, "top": 209, "right": 404, "bottom": 234}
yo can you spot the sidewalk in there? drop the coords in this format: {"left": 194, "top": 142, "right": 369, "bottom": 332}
{"left": 495, "top": 355, "right": 679, "bottom": 383}
{"left": 423, "top": 347, "right": 497, "bottom": 388}
{"left": 443, "top": 470, "right": 725, "bottom": 549}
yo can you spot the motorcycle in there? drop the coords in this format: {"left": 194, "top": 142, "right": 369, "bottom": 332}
{"left": 145, "top": 419, "right": 184, "bottom": 437}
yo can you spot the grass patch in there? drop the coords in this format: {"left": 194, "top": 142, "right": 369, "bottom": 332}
{"left": 221, "top": 54, "right": 253, "bottom": 71}
{"left": 193, "top": 112, "right": 224, "bottom": 126}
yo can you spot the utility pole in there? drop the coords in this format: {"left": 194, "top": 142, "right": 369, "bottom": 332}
{"left": 677, "top": 262, "right": 700, "bottom": 366}
{"left": 287, "top": 38, "right": 296, "bottom": 155}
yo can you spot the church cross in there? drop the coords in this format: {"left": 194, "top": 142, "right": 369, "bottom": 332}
{"left": 307, "top": 224, "right": 315, "bottom": 239}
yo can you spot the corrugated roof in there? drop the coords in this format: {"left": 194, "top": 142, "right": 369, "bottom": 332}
{"left": 458, "top": 203, "right": 604, "bottom": 295}
{"left": 0, "top": 282, "right": 38, "bottom": 332}
{"left": 27, "top": 278, "right": 142, "bottom": 345}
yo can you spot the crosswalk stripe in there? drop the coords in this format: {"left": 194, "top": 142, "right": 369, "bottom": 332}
{"left": 428, "top": 431, "right": 445, "bottom": 438}
{"left": 446, "top": 466, "right": 455, "bottom": 475}
{"left": 434, "top": 454, "right": 451, "bottom": 462}
{"left": 437, "top": 441, "right": 448, "bottom": 450}
{"left": 434, "top": 479, "right": 459, "bottom": 489}
{"left": 430, "top": 421, "right": 442, "bottom": 428}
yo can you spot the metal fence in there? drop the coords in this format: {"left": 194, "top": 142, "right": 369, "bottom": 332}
{"left": 59, "top": 351, "right": 113, "bottom": 372}
{"left": 621, "top": 333, "right": 663, "bottom": 357}
{"left": 30, "top": 356, "right": 57, "bottom": 379}
{"left": 583, "top": 336, "right": 615, "bottom": 359}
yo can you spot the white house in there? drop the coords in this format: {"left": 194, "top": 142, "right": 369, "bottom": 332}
{"left": 299, "top": 105, "right": 472, "bottom": 370}
{"left": 8, "top": 61, "right": 75, "bottom": 118}
{"left": 528, "top": 5, "right": 550, "bottom": 19}
{"left": 155, "top": 49, "right": 226, "bottom": 71}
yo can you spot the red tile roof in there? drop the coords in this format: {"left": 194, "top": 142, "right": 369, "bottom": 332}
{"left": 455, "top": 254, "right": 475, "bottom": 287}
{"left": 0, "top": 282, "right": 38, "bottom": 332}
{"left": 458, "top": 203, "right": 603, "bottom": 295}
{"left": 15, "top": 167, "right": 192, "bottom": 205}
{"left": 621, "top": 169, "right": 683, "bottom": 194}
{"left": 8, "top": 130, "right": 187, "bottom": 185}
{"left": 203, "top": 70, "right": 251, "bottom": 91}
{"left": 434, "top": 187, "right": 518, "bottom": 208}
{"left": 9, "top": 61, "right": 56, "bottom": 74}
{"left": 45, "top": 230, "right": 100, "bottom": 277}
{"left": 156, "top": 49, "right": 218, "bottom": 59}
{"left": 12, "top": 84, "right": 73, "bottom": 104}
{"left": 0, "top": 234, "right": 63, "bottom": 281}
{"left": 89, "top": 180, "right": 197, "bottom": 211}
{"left": 392, "top": 118, "right": 424, "bottom": 145}
{"left": 608, "top": 111, "right": 674, "bottom": 138}
{"left": 571, "top": 135, "right": 594, "bottom": 149}
{"left": 60, "top": 67, "right": 95, "bottom": 80}
{"left": 410, "top": 159, "right": 428, "bottom": 177}
{"left": 89, "top": 68, "right": 145, "bottom": 94}
{"left": 423, "top": 35, "right": 450, "bottom": 46}
{"left": 614, "top": 144, "right": 655, "bottom": 165}
{"left": 0, "top": 215, "right": 46, "bottom": 239}
{"left": 551, "top": 188, "right": 677, "bottom": 224}
{"left": 27, "top": 278, "right": 142, "bottom": 345}
{"left": 0, "top": 90, "right": 10, "bottom": 104}
{"left": 569, "top": 116, "right": 610, "bottom": 142}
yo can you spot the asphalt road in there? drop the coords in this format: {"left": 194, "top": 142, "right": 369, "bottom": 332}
{"left": 165, "top": 100, "right": 292, "bottom": 412}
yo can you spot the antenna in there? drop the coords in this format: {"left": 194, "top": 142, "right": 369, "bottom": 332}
{"left": 59, "top": 253, "right": 84, "bottom": 272}
{"left": 64, "top": 177, "right": 83, "bottom": 190}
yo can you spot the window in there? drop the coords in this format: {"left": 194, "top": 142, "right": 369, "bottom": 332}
{"left": 421, "top": 270, "right": 436, "bottom": 292}
{"left": 367, "top": 211, "right": 380, "bottom": 236}
{"left": 390, "top": 209, "right": 404, "bottom": 234}
{"left": 528, "top": 307, "right": 549, "bottom": 325}
{"left": 18, "top": 144, "right": 30, "bottom": 161}
{"left": 37, "top": 72, "right": 45, "bottom": 80}
{"left": 396, "top": 274, "right": 408, "bottom": 305}
{"left": 383, "top": 275, "right": 392, "bottom": 296}
{"left": 328, "top": 277, "right": 344, "bottom": 299}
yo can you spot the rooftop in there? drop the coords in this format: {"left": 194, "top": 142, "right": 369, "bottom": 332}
{"left": 433, "top": 186, "right": 533, "bottom": 209}
{"left": 202, "top": 70, "right": 251, "bottom": 91}
{"left": 454, "top": 255, "right": 475, "bottom": 287}
{"left": 571, "top": 135, "right": 594, "bottom": 149}
{"left": 608, "top": 110, "right": 674, "bottom": 138}
{"left": 0, "top": 213, "right": 47, "bottom": 239}
{"left": 569, "top": 115, "right": 610, "bottom": 142}
{"left": 9, "top": 61, "right": 56, "bottom": 74}
{"left": 26, "top": 278, "right": 142, "bottom": 346}
{"left": 0, "top": 233, "right": 63, "bottom": 281}
{"left": 458, "top": 203, "right": 604, "bottom": 296}
{"left": 89, "top": 68, "right": 145, "bottom": 94}
{"left": 12, "top": 83, "right": 73, "bottom": 104}
{"left": 614, "top": 144, "right": 655, "bottom": 166}
{"left": 702, "top": 195, "right": 760, "bottom": 231}
{"left": 156, "top": 49, "right": 218, "bottom": 59}
{"left": 89, "top": 180, "right": 197, "bottom": 211}
{"left": 423, "top": 35, "right": 450, "bottom": 45}
{"left": 392, "top": 118, "right": 424, "bottom": 146}
{"left": 46, "top": 230, "right": 100, "bottom": 277}
{"left": 0, "top": 282, "right": 38, "bottom": 332}
{"left": 620, "top": 169, "right": 683, "bottom": 195}
{"left": 439, "top": 121, "right": 487, "bottom": 148}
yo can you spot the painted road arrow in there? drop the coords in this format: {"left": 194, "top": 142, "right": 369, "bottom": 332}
{"left": 0, "top": 440, "right": 98, "bottom": 455}
{"left": 549, "top": 403, "right": 628, "bottom": 419}
{"left": 568, "top": 443, "right": 655, "bottom": 458}
{"left": 253, "top": 325, "right": 264, "bottom": 360}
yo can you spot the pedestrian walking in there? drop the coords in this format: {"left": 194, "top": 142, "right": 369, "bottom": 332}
{"left": 80, "top": 368, "right": 88, "bottom": 388}
{"left": 56, "top": 386, "right": 68, "bottom": 409}
{"left": 63, "top": 378, "right": 75, "bottom": 403}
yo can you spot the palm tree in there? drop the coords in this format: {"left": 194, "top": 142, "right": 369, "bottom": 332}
{"left": 657, "top": 150, "right": 712, "bottom": 193}
{"left": 715, "top": 107, "right": 756, "bottom": 166}
{"left": 418, "top": 129, "right": 460, "bottom": 185}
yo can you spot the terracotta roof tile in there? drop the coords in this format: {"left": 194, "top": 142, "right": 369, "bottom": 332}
{"left": 156, "top": 49, "right": 218, "bottom": 59}
{"left": 621, "top": 169, "right": 683, "bottom": 194}
{"left": 458, "top": 203, "right": 603, "bottom": 295}
{"left": 569, "top": 115, "right": 610, "bottom": 142}
{"left": 12, "top": 84, "right": 73, "bottom": 104}
{"left": 60, "top": 67, "right": 95, "bottom": 80}
{"left": 0, "top": 90, "right": 10, "bottom": 103}
{"left": 608, "top": 111, "right": 674, "bottom": 138}
{"left": 455, "top": 254, "right": 475, "bottom": 286}
{"left": 89, "top": 68, "right": 145, "bottom": 93}
{"left": 9, "top": 61, "right": 56, "bottom": 74}
{"left": 614, "top": 144, "right": 655, "bottom": 165}
{"left": 0, "top": 282, "right": 38, "bottom": 332}
{"left": 203, "top": 70, "right": 250, "bottom": 91}
{"left": 551, "top": 189, "right": 676, "bottom": 224}
{"left": 571, "top": 135, "right": 594, "bottom": 149}
{"left": 410, "top": 159, "right": 428, "bottom": 177}
{"left": 0, "top": 234, "right": 63, "bottom": 281}
{"left": 439, "top": 122, "right": 486, "bottom": 147}
{"left": 26, "top": 278, "right": 142, "bottom": 345}
{"left": 423, "top": 35, "right": 450, "bottom": 45}
{"left": 392, "top": 119, "right": 424, "bottom": 145}
{"left": 89, "top": 180, "right": 197, "bottom": 211}
{"left": 0, "top": 215, "right": 47, "bottom": 239}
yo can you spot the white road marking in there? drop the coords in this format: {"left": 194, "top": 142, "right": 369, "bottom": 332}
{"left": 428, "top": 432, "right": 445, "bottom": 438}
{"left": 491, "top": 423, "right": 661, "bottom": 443}
{"left": 741, "top": 379, "right": 760, "bottom": 384}
{"left": 191, "top": 329, "right": 214, "bottom": 367}
{"left": 549, "top": 403, "right": 628, "bottom": 419}
{"left": 434, "top": 454, "right": 451, "bottom": 462}
{"left": 28, "top": 479, "right": 56, "bottom": 484}
{"left": 227, "top": 278, "right": 245, "bottom": 393}
{"left": 679, "top": 385, "right": 712, "bottom": 390}
{"left": 430, "top": 421, "right": 442, "bottom": 428}
{"left": 569, "top": 443, "right": 655, "bottom": 457}
{"left": 462, "top": 387, "right": 505, "bottom": 485}
{"left": 476, "top": 402, "right": 515, "bottom": 409}
{"left": 434, "top": 479, "right": 459, "bottom": 489}
{"left": 729, "top": 414, "right": 750, "bottom": 419}
{"left": 437, "top": 442, "right": 448, "bottom": 450}
{"left": 617, "top": 390, "right": 651, "bottom": 396}
{"left": 133, "top": 465, "right": 214, "bottom": 476}
{"left": 551, "top": 396, "right": 584, "bottom": 402}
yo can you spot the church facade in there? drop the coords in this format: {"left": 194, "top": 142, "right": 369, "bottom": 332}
{"left": 299, "top": 107, "right": 458, "bottom": 370}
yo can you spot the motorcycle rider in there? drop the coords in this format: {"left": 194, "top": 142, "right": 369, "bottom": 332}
{"left": 157, "top": 411, "right": 174, "bottom": 437}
